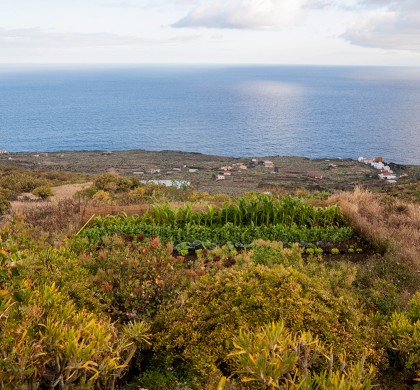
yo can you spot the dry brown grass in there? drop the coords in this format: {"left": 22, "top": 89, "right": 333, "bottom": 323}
{"left": 19, "top": 199, "right": 82, "bottom": 239}
{"left": 330, "top": 187, "right": 420, "bottom": 269}
{"left": 80, "top": 204, "right": 151, "bottom": 220}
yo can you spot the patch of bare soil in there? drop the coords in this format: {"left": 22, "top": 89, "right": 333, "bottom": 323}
{"left": 11, "top": 182, "right": 92, "bottom": 213}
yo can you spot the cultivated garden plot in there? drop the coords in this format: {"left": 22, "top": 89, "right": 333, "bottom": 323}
{"left": 81, "top": 194, "right": 365, "bottom": 258}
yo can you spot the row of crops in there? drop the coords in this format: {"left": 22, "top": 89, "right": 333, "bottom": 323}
{"left": 82, "top": 221, "right": 354, "bottom": 246}
{"left": 81, "top": 194, "right": 354, "bottom": 246}
{"left": 142, "top": 195, "right": 344, "bottom": 227}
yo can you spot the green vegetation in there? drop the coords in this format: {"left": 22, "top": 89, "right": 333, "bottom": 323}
{"left": 227, "top": 321, "right": 374, "bottom": 389}
{"left": 81, "top": 194, "right": 353, "bottom": 249}
{"left": 0, "top": 164, "right": 89, "bottom": 215}
{"left": 78, "top": 172, "right": 204, "bottom": 204}
{"left": 82, "top": 220, "right": 353, "bottom": 248}
{"left": 0, "top": 167, "right": 419, "bottom": 389}
{"left": 32, "top": 185, "right": 54, "bottom": 200}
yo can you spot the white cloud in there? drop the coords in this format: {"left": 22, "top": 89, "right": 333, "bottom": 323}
{"left": 0, "top": 27, "right": 149, "bottom": 49}
{"left": 342, "top": 0, "right": 420, "bottom": 51}
{"left": 172, "top": 0, "right": 306, "bottom": 29}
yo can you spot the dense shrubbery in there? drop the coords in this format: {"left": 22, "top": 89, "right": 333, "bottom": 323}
{"left": 227, "top": 321, "right": 374, "bottom": 389}
{"left": 385, "top": 293, "right": 420, "bottom": 384}
{"left": 1, "top": 180, "right": 419, "bottom": 389}
{"left": 151, "top": 254, "right": 381, "bottom": 381}
{"left": 0, "top": 226, "right": 149, "bottom": 389}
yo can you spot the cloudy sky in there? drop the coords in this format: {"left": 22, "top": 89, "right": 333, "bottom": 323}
{"left": 1, "top": 0, "right": 420, "bottom": 65}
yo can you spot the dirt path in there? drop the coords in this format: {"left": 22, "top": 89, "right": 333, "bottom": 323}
{"left": 11, "top": 182, "right": 92, "bottom": 213}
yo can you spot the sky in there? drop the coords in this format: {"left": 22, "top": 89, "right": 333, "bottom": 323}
{"left": 1, "top": 0, "right": 420, "bottom": 65}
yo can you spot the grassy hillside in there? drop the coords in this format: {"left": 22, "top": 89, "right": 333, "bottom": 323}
{"left": 0, "top": 167, "right": 419, "bottom": 389}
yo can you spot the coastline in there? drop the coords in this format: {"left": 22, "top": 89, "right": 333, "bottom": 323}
{"left": 1, "top": 149, "right": 418, "bottom": 196}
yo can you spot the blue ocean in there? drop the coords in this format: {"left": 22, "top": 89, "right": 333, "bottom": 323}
{"left": 0, "top": 65, "right": 419, "bottom": 164}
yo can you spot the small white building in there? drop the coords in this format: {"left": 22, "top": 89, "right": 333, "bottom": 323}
{"left": 216, "top": 174, "right": 225, "bottom": 181}
{"left": 372, "top": 162, "right": 385, "bottom": 170}
{"left": 379, "top": 173, "right": 397, "bottom": 180}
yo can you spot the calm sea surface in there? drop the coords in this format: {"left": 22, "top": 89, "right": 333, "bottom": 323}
{"left": 0, "top": 65, "right": 419, "bottom": 164}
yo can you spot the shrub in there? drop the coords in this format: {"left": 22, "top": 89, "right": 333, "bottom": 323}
{"left": 77, "top": 236, "right": 191, "bottom": 322}
{"left": 0, "top": 196, "right": 10, "bottom": 216}
{"left": 386, "top": 307, "right": 420, "bottom": 383}
{"left": 152, "top": 262, "right": 380, "bottom": 382}
{"left": 408, "top": 292, "right": 420, "bottom": 323}
{"left": 355, "top": 256, "right": 420, "bottom": 315}
{"left": 0, "top": 282, "right": 150, "bottom": 389}
{"left": 227, "top": 321, "right": 374, "bottom": 389}
{"left": 32, "top": 185, "right": 53, "bottom": 200}
{"left": 250, "top": 239, "right": 303, "bottom": 268}
{"left": 92, "top": 189, "right": 113, "bottom": 204}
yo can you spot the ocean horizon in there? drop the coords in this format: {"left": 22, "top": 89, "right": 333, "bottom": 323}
{"left": 1, "top": 65, "right": 419, "bottom": 164}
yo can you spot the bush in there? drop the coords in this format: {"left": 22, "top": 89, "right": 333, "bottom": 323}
{"left": 76, "top": 236, "right": 191, "bottom": 322}
{"left": 92, "top": 189, "right": 113, "bottom": 204}
{"left": 152, "top": 261, "right": 380, "bottom": 382}
{"left": 385, "top": 293, "right": 420, "bottom": 383}
{"left": 0, "top": 196, "right": 10, "bottom": 215}
{"left": 32, "top": 185, "right": 53, "bottom": 200}
{"left": 227, "top": 321, "right": 374, "bottom": 389}
{"left": 355, "top": 255, "right": 420, "bottom": 315}
{"left": 0, "top": 281, "right": 150, "bottom": 388}
{"left": 250, "top": 239, "right": 303, "bottom": 268}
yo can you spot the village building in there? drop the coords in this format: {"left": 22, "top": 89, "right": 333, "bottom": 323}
{"left": 263, "top": 161, "right": 274, "bottom": 169}
{"left": 379, "top": 172, "right": 397, "bottom": 180}
{"left": 358, "top": 157, "right": 374, "bottom": 164}
{"left": 372, "top": 162, "right": 385, "bottom": 170}
{"left": 216, "top": 174, "right": 225, "bottom": 180}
